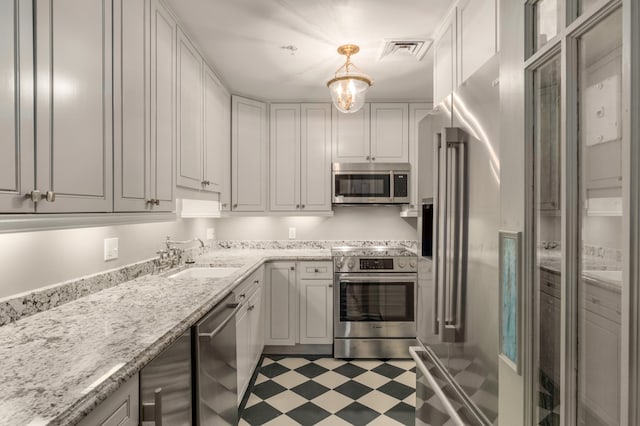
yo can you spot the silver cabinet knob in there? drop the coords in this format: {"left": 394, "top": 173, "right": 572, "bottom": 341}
{"left": 328, "top": 284, "right": 333, "bottom": 288}
{"left": 301, "top": 204, "right": 305, "bottom": 209}
{"left": 371, "top": 157, "right": 376, "bottom": 161}
{"left": 25, "top": 190, "right": 56, "bottom": 203}
{"left": 222, "top": 203, "right": 228, "bottom": 208}
{"left": 296, "top": 204, "right": 300, "bottom": 209}
{"left": 290, "top": 266, "right": 295, "bottom": 271}
{"left": 366, "top": 155, "right": 370, "bottom": 160}
{"left": 233, "top": 204, "right": 238, "bottom": 209}
{"left": 44, "top": 191, "right": 56, "bottom": 202}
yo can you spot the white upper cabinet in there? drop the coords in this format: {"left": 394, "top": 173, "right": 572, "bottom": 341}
{"left": 332, "top": 103, "right": 409, "bottom": 164}
{"left": 332, "top": 104, "right": 371, "bottom": 163}
{"left": 300, "top": 104, "right": 332, "bottom": 212}
{"left": 270, "top": 104, "right": 301, "bottom": 211}
{"left": 270, "top": 103, "right": 332, "bottom": 213}
{"left": 176, "top": 28, "right": 203, "bottom": 191}
{"left": 231, "top": 95, "right": 268, "bottom": 212}
{"left": 370, "top": 103, "right": 409, "bottom": 162}
{"left": 35, "top": 0, "right": 113, "bottom": 213}
{"left": 402, "top": 103, "right": 432, "bottom": 216}
{"left": 458, "top": 0, "right": 497, "bottom": 84}
{"left": 433, "top": 7, "right": 456, "bottom": 106}
{"left": 0, "top": 0, "right": 33, "bottom": 213}
{"left": 203, "top": 66, "right": 230, "bottom": 197}
{"left": 114, "top": 0, "right": 176, "bottom": 212}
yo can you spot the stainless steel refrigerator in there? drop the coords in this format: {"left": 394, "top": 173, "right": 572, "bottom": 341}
{"left": 414, "top": 55, "right": 500, "bottom": 425}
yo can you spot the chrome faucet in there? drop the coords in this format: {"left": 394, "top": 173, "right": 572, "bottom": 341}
{"left": 165, "top": 236, "right": 205, "bottom": 250}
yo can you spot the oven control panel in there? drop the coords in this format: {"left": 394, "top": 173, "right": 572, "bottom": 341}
{"left": 334, "top": 256, "right": 417, "bottom": 273}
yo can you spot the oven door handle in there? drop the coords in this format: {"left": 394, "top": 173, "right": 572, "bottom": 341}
{"left": 336, "top": 274, "right": 418, "bottom": 283}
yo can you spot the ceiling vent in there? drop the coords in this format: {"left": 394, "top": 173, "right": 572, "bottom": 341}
{"left": 378, "top": 38, "right": 433, "bottom": 61}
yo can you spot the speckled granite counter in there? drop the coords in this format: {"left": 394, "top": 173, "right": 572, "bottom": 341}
{"left": 0, "top": 249, "right": 330, "bottom": 426}
{"left": 538, "top": 249, "right": 622, "bottom": 292}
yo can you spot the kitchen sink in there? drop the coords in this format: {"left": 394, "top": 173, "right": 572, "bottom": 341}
{"left": 167, "top": 267, "right": 240, "bottom": 280}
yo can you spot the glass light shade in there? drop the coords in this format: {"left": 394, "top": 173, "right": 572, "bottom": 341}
{"left": 327, "top": 75, "right": 371, "bottom": 114}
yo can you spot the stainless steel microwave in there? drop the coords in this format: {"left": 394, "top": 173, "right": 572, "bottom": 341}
{"left": 332, "top": 162, "right": 410, "bottom": 204}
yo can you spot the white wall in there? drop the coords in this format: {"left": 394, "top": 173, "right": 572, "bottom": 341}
{"left": 499, "top": 0, "right": 526, "bottom": 423}
{"left": 0, "top": 217, "right": 216, "bottom": 299}
{"left": 213, "top": 206, "right": 417, "bottom": 241}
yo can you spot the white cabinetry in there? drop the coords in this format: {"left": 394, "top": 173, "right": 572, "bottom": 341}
{"left": 35, "top": 0, "right": 113, "bottom": 213}
{"left": 264, "top": 262, "right": 297, "bottom": 346}
{"left": 176, "top": 29, "right": 203, "bottom": 191}
{"left": 113, "top": 0, "right": 175, "bottom": 212}
{"left": 78, "top": 373, "right": 139, "bottom": 426}
{"left": 332, "top": 104, "right": 370, "bottom": 163}
{"left": 298, "top": 262, "right": 333, "bottom": 344}
{"left": 332, "top": 103, "right": 409, "bottom": 164}
{"left": 270, "top": 104, "right": 332, "bottom": 213}
{"left": 203, "top": 65, "right": 231, "bottom": 199}
{"left": 457, "top": 0, "right": 498, "bottom": 84}
{"left": 433, "top": 8, "right": 456, "bottom": 106}
{"left": 236, "top": 267, "right": 264, "bottom": 403}
{"left": 231, "top": 96, "right": 268, "bottom": 212}
{"left": 370, "top": 103, "right": 409, "bottom": 163}
{"left": 402, "top": 103, "right": 432, "bottom": 216}
{"left": 0, "top": 0, "right": 33, "bottom": 213}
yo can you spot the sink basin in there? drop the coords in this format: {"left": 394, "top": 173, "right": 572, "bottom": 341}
{"left": 167, "top": 267, "right": 239, "bottom": 280}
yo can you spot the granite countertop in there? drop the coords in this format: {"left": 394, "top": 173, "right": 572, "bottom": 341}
{"left": 538, "top": 250, "right": 622, "bottom": 292}
{"left": 0, "top": 249, "right": 330, "bottom": 426}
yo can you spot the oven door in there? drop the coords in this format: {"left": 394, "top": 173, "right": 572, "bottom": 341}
{"left": 334, "top": 273, "right": 417, "bottom": 338}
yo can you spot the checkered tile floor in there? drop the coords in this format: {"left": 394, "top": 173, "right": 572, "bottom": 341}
{"left": 239, "top": 356, "right": 417, "bottom": 425}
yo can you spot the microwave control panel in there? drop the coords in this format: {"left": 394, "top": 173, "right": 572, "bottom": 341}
{"left": 394, "top": 174, "right": 408, "bottom": 197}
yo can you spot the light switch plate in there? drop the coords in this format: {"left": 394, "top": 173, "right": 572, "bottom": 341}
{"left": 104, "top": 238, "right": 119, "bottom": 261}
{"left": 206, "top": 228, "right": 215, "bottom": 240}
{"left": 288, "top": 227, "right": 296, "bottom": 239}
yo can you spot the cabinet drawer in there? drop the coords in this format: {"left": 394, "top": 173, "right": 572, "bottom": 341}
{"left": 297, "top": 261, "right": 332, "bottom": 279}
{"left": 583, "top": 279, "right": 621, "bottom": 324}
{"left": 78, "top": 373, "right": 139, "bottom": 426}
{"left": 540, "top": 269, "right": 561, "bottom": 299}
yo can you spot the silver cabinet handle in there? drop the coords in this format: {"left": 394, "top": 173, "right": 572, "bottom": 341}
{"left": 199, "top": 303, "right": 242, "bottom": 340}
{"left": 253, "top": 280, "right": 260, "bottom": 284}
{"left": 142, "top": 387, "right": 163, "bottom": 426}
{"left": 328, "top": 284, "right": 333, "bottom": 288}
{"left": 366, "top": 155, "right": 370, "bottom": 160}
{"left": 301, "top": 204, "right": 305, "bottom": 209}
{"left": 25, "top": 190, "right": 56, "bottom": 203}
{"left": 248, "top": 304, "right": 255, "bottom": 311}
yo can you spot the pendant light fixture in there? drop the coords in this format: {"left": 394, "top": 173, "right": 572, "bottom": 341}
{"left": 327, "top": 44, "right": 373, "bottom": 114}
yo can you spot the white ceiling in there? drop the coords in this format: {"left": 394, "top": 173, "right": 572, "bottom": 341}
{"left": 166, "top": 0, "right": 454, "bottom": 102}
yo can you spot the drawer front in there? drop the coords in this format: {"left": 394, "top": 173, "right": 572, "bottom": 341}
{"left": 583, "top": 279, "right": 621, "bottom": 323}
{"left": 540, "top": 269, "right": 561, "bottom": 299}
{"left": 78, "top": 373, "right": 139, "bottom": 426}
{"left": 298, "top": 261, "right": 332, "bottom": 279}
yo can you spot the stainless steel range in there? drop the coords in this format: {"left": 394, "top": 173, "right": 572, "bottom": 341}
{"left": 332, "top": 246, "right": 418, "bottom": 359}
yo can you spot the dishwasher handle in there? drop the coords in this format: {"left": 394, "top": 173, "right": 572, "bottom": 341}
{"left": 198, "top": 302, "right": 242, "bottom": 340}
{"left": 141, "top": 387, "right": 163, "bottom": 426}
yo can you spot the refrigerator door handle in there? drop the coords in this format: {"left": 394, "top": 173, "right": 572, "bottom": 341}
{"left": 410, "top": 347, "right": 465, "bottom": 426}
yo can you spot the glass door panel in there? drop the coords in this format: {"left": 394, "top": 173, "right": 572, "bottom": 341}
{"left": 533, "top": 54, "right": 562, "bottom": 425}
{"left": 533, "top": 0, "right": 562, "bottom": 52}
{"left": 577, "top": 9, "right": 623, "bottom": 426}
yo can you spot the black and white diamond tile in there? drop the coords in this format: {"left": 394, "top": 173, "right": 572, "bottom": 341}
{"left": 240, "top": 356, "right": 416, "bottom": 425}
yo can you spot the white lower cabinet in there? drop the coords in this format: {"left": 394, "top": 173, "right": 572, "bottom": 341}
{"left": 78, "top": 373, "right": 139, "bottom": 426}
{"left": 236, "top": 267, "right": 264, "bottom": 403}
{"left": 299, "top": 279, "right": 333, "bottom": 344}
{"left": 264, "top": 262, "right": 297, "bottom": 346}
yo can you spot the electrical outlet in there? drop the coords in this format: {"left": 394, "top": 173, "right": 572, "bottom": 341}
{"left": 104, "top": 238, "right": 119, "bottom": 261}
{"left": 288, "top": 227, "right": 296, "bottom": 239}
{"left": 206, "top": 227, "right": 215, "bottom": 240}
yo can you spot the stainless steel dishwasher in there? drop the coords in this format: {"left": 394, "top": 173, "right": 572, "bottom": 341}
{"left": 194, "top": 292, "right": 241, "bottom": 425}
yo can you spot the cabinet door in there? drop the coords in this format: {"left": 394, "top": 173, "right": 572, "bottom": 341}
{"left": 236, "top": 304, "right": 251, "bottom": 404}
{"left": 0, "top": 0, "right": 34, "bottom": 213}
{"left": 433, "top": 8, "right": 456, "bottom": 106}
{"left": 299, "top": 279, "right": 333, "bottom": 344}
{"left": 231, "top": 96, "right": 268, "bottom": 212}
{"left": 300, "top": 104, "right": 332, "bottom": 212}
{"left": 248, "top": 286, "right": 264, "bottom": 367}
{"left": 264, "top": 262, "right": 296, "bottom": 346}
{"left": 370, "top": 103, "right": 409, "bottom": 163}
{"left": 270, "top": 104, "right": 300, "bottom": 211}
{"left": 176, "top": 28, "right": 203, "bottom": 191}
{"left": 458, "top": 0, "right": 497, "bottom": 84}
{"left": 35, "top": 0, "right": 113, "bottom": 213}
{"left": 203, "top": 66, "right": 229, "bottom": 194}
{"left": 113, "top": 0, "right": 149, "bottom": 212}
{"left": 78, "top": 373, "right": 139, "bottom": 426}
{"left": 409, "top": 104, "right": 432, "bottom": 212}
{"left": 150, "top": 0, "right": 176, "bottom": 211}
{"left": 331, "top": 104, "right": 370, "bottom": 163}
{"left": 580, "top": 309, "right": 620, "bottom": 425}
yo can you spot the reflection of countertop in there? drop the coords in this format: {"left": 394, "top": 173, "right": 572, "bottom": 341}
{"left": 0, "top": 249, "right": 330, "bottom": 426}
{"left": 538, "top": 250, "right": 622, "bottom": 292}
